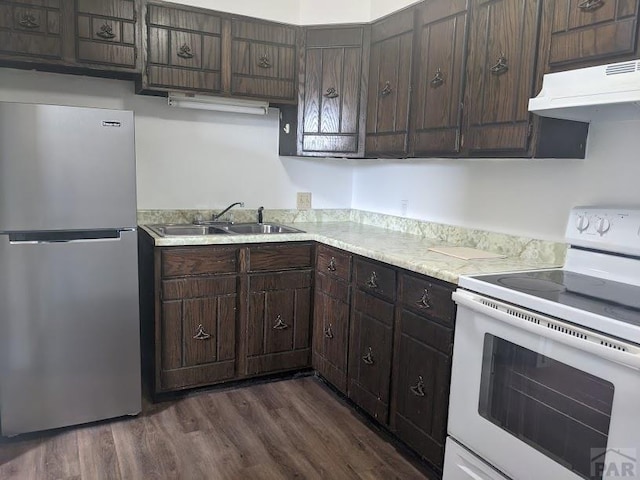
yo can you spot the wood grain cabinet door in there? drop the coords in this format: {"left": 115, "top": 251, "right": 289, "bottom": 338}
{"left": 348, "top": 290, "right": 394, "bottom": 424}
{"left": 411, "top": 0, "right": 469, "bottom": 156}
{"left": 299, "top": 25, "right": 370, "bottom": 157}
{"left": 547, "top": 0, "right": 640, "bottom": 69}
{"left": 230, "top": 18, "right": 298, "bottom": 102}
{"left": 159, "top": 275, "right": 238, "bottom": 391}
{"left": 144, "top": 3, "right": 222, "bottom": 93}
{"left": 392, "top": 309, "right": 453, "bottom": 470}
{"left": 463, "top": 0, "right": 542, "bottom": 155}
{"left": 313, "top": 277, "right": 351, "bottom": 394}
{"left": 365, "top": 7, "right": 414, "bottom": 157}
{"left": 74, "top": 0, "right": 138, "bottom": 71}
{"left": 0, "top": 0, "right": 64, "bottom": 62}
{"left": 246, "top": 271, "right": 312, "bottom": 376}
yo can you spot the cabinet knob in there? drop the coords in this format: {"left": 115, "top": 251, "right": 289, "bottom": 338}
{"left": 177, "top": 44, "right": 195, "bottom": 59}
{"left": 430, "top": 68, "right": 444, "bottom": 88}
{"left": 380, "top": 81, "right": 392, "bottom": 97}
{"left": 366, "top": 271, "right": 379, "bottom": 289}
{"left": 193, "top": 324, "right": 211, "bottom": 340}
{"left": 362, "top": 347, "right": 375, "bottom": 365}
{"left": 324, "top": 324, "right": 334, "bottom": 339}
{"left": 258, "top": 54, "right": 272, "bottom": 68}
{"left": 327, "top": 257, "right": 337, "bottom": 272}
{"left": 490, "top": 53, "right": 509, "bottom": 76}
{"left": 323, "top": 87, "right": 339, "bottom": 99}
{"left": 416, "top": 289, "right": 432, "bottom": 309}
{"left": 410, "top": 376, "right": 426, "bottom": 397}
{"left": 273, "top": 314, "right": 289, "bottom": 330}
{"left": 578, "top": 0, "right": 605, "bottom": 11}
{"left": 96, "top": 23, "right": 116, "bottom": 40}
{"left": 18, "top": 13, "right": 40, "bottom": 29}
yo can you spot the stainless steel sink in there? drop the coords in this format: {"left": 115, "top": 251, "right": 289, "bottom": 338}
{"left": 147, "top": 223, "right": 304, "bottom": 237}
{"left": 221, "top": 223, "right": 305, "bottom": 234}
{"left": 147, "top": 224, "right": 231, "bottom": 236}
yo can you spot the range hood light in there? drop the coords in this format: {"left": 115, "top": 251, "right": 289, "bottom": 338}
{"left": 167, "top": 94, "right": 269, "bottom": 115}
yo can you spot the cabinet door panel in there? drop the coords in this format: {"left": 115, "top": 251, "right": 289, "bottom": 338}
{"left": 463, "top": 0, "right": 540, "bottom": 154}
{"left": 348, "top": 290, "right": 394, "bottom": 423}
{"left": 548, "top": 0, "right": 639, "bottom": 67}
{"left": 0, "top": 3, "right": 63, "bottom": 60}
{"left": 319, "top": 48, "right": 344, "bottom": 134}
{"left": 183, "top": 296, "right": 236, "bottom": 366}
{"left": 341, "top": 47, "right": 362, "bottom": 134}
{"left": 161, "top": 301, "right": 182, "bottom": 371}
{"left": 313, "top": 287, "right": 350, "bottom": 394}
{"left": 246, "top": 271, "right": 312, "bottom": 375}
{"left": 74, "top": 0, "right": 138, "bottom": 70}
{"left": 299, "top": 26, "right": 368, "bottom": 157}
{"left": 412, "top": 1, "right": 467, "bottom": 155}
{"left": 393, "top": 313, "right": 452, "bottom": 469}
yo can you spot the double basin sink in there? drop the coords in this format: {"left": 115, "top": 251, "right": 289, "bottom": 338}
{"left": 148, "top": 222, "right": 305, "bottom": 237}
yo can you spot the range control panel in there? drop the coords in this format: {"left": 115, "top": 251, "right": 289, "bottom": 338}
{"left": 566, "top": 207, "right": 640, "bottom": 257}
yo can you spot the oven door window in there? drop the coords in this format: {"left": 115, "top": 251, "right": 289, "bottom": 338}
{"left": 479, "top": 334, "right": 614, "bottom": 480}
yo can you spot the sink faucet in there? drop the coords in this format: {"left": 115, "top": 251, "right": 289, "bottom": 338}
{"left": 212, "top": 202, "right": 244, "bottom": 222}
{"left": 257, "top": 206, "right": 264, "bottom": 224}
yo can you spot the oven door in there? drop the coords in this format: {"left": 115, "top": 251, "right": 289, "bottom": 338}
{"left": 448, "top": 289, "right": 640, "bottom": 480}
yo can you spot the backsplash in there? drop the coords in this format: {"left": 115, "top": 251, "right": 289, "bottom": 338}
{"left": 138, "top": 209, "right": 566, "bottom": 264}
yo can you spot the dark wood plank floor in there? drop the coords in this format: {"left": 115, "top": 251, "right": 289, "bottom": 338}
{"left": 0, "top": 377, "right": 430, "bottom": 479}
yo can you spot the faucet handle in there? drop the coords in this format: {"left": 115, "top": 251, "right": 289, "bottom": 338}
{"left": 257, "top": 206, "right": 265, "bottom": 224}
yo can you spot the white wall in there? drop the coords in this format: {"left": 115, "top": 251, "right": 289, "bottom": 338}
{"left": 370, "top": 0, "right": 419, "bottom": 20}
{"left": 299, "top": 0, "right": 370, "bottom": 25}
{"left": 352, "top": 120, "right": 640, "bottom": 241}
{"left": 164, "top": 0, "right": 301, "bottom": 24}
{"left": 0, "top": 68, "right": 354, "bottom": 210}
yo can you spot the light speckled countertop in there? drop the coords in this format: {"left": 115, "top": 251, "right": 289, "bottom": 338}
{"left": 141, "top": 221, "right": 562, "bottom": 285}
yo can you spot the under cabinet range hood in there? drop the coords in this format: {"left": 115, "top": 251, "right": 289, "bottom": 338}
{"left": 528, "top": 60, "right": 640, "bottom": 122}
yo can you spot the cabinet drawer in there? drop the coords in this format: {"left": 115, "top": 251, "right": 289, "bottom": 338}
{"left": 317, "top": 245, "right": 352, "bottom": 282}
{"left": 354, "top": 258, "right": 396, "bottom": 301}
{"left": 399, "top": 273, "right": 455, "bottom": 327}
{"left": 161, "top": 247, "right": 237, "bottom": 277}
{"left": 162, "top": 275, "right": 237, "bottom": 301}
{"left": 248, "top": 243, "right": 313, "bottom": 271}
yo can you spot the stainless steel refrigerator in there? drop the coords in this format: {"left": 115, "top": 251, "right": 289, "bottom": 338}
{"left": 0, "top": 102, "right": 141, "bottom": 436}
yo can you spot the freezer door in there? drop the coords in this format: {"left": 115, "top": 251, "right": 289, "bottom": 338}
{"left": 0, "top": 102, "right": 136, "bottom": 231}
{"left": 0, "top": 230, "right": 141, "bottom": 436}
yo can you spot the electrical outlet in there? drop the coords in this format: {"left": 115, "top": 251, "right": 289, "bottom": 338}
{"left": 297, "top": 192, "right": 312, "bottom": 210}
{"left": 401, "top": 199, "right": 408, "bottom": 217}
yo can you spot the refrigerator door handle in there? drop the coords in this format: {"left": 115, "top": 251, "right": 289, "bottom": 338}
{"left": 6, "top": 229, "right": 134, "bottom": 244}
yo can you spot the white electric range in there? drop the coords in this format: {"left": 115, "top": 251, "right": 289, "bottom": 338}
{"left": 443, "top": 207, "right": 640, "bottom": 480}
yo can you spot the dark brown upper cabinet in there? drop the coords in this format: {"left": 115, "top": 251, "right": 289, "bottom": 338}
{"left": 410, "top": 0, "right": 469, "bottom": 157}
{"left": 74, "top": 0, "right": 139, "bottom": 71}
{"left": 365, "top": 7, "right": 415, "bottom": 157}
{"left": 0, "top": 0, "right": 142, "bottom": 74}
{"left": 545, "top": 0, "right": 640, "bottom": 70}
{"left": 141, "top": 2, "right": 223, "bottom": 93}
{"left": 230, "top": 18, "right": 298, "bottom": 103}
{"left": 297, "top": 25, "right": 370, "bottom": 157}
{"left": 0, "top": 0, "right": 66, "bottom": 64}
{"left": 462, "top": 0, "right": 543, "bottom": 156}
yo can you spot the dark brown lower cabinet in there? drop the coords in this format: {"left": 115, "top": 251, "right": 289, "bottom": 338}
{"left": 392, "top": 310, "right": 453, "bottom": 470}
{"left": 160, "top": 274, "right": 238, "bottom": 391}
{"left": 313, "top": 277, "right": 351, "bottom": 393}
{"left": 348, "top": 290, "right": 394, "bottom": 424}
{"left": 246, "top": 270, "right": 312, "bottom": 375}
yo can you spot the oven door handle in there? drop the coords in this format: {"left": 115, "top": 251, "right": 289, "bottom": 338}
{"left": 453, "top": 290, "right": 640, "bottom": 371}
